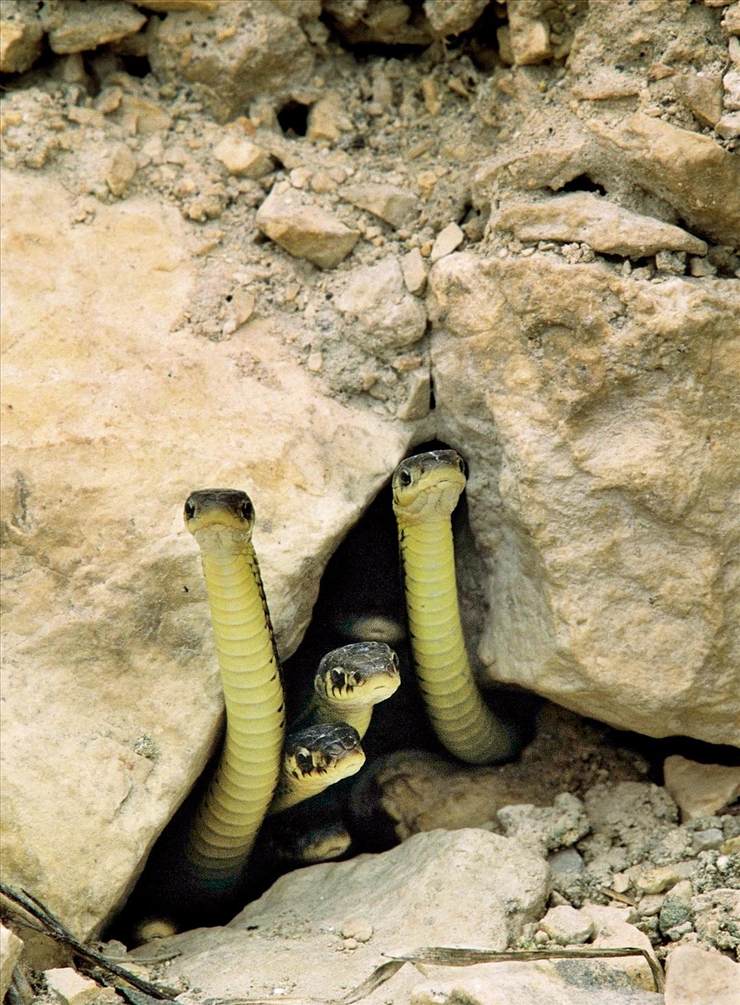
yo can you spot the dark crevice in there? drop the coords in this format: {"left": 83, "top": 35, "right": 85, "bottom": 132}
{"left": 557, "top": 174, "right": 608, "bottom": 196}
{"left": 277, "top": 99, "right": 310, "bottom": 137}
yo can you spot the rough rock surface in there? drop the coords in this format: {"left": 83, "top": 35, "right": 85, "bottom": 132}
{"left": 133, "top": 829, "right": 549, "bottom": 1001}
{"left": 0, "top": 924, "right": 23, "bottom": 1000}
{"left": 256, "top": 186, "right": 359, "bottom": 268}
{"left": 0, "top": 169, "right": 409, "bottom": 937}
{"left": 663, "top": 756, "right": 740, "bottom": 821}
{"left": 430, "top": 252, "right": 740, "bottom": 743}
{"left": 664, "top": 943, "right": 739, "bottom": 1005}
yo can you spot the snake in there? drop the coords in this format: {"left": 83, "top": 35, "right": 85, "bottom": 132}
{"left": 269, "top": 721, "right": 366, "bottom": 814}
{"left": 392, "top": 449, "right": 516, "bottom": 765}
{"left": 183, "top": 488, "right": 285, "bottom": 894}
{"left": 298, "top": 641, "right": 401, "bottom": 739}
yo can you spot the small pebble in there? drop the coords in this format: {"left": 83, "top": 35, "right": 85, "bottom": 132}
{"left": 342, "top": 938, "right": 359, "bottom": 951}
{"left": 692, "top": 828, "right": 724, "bottom": 853}
{"left": 430, "top": 222, "right": 464, "bottom": 262}
{"left": 341, "top": 918, "right": 373, "bottom": 942}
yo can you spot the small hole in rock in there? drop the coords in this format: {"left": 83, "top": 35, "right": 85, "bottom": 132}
{"left": 277, "top": 100, "right": 310, "bottom": 137}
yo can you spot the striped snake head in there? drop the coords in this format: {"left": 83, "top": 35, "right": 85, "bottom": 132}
{"left": 315, "top": 642, "right": 401, "bottom": 709}
{"left": 184, "top": 488, "right": 255, "bottom": 548}
{"left": 284, "top": 722, "right": 365, "bottom": 785}
{"left": 392, "top": 449, "right": 467, "bottom": 523}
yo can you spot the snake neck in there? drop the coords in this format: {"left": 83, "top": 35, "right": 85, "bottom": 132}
{"left": 398, "top": 515, "right": 515, "bottom": 765}
{"left": 186, "top": 541, "right": 285, "bottom": 886}
{"left": 269, "top": 771, "right": 333, "bottom": 815}
{"left": 310, "top": 696, "right": 373, "bottom": 739}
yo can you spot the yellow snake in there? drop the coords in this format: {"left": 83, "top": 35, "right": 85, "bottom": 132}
{"left": 184, "top": 488, "right": 285, "bottom": 893}
{"left": 269, "top": 721, "right": 366, "bottom": 814}
{"left": 392, "top": 450, "right": 515, "bottom": 765}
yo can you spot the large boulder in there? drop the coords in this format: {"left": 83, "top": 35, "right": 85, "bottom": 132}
{"left": 429, "top": 251, "right": 740, "bottom": 745}
{"left": 0, "top": 169, "right": 410, "bottom": 937}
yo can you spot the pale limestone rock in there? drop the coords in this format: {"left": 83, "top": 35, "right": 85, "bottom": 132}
{"left": 675, "top": 72, "right": 723, "bottom": 126}
{"left": 498, "top": 794, "right": 590, "bottom": 855}
{"left": 424, "top": 0, "right": 489, "bottom": 37}
{"left": 135, "top": 1, "right": 219, "bottom": 10}
{"left": 583, "top": 904, "right": 659, "bottom": 992}
{"left": 428, "top": 252, "right": 740, "bottom": 744}
{"left": 334, "top": 255, "right": 427, "bottom": 352}
{"left": 508, "top": 0, "right": 551, "bottom": 65}
{"left": 664, "top": 944, "right": 739, "bottom": 1005}
{"left": 397, "top": 367, "right": 431, "bottom": 420}
{"left": 343, "top": 182, "right": 420, "bottom": 228}
{"left": 256, "top": 187, "right": 359, "bottom": 268}
{"left": 722, "top": 69, "right": 740, "bottom": 109}
{"left": 430, "top": 221, "right": 465, "bottom": 261}
{"left": 114, "top": 94, "right": 172, "bottom": 136}
{"left": 402, "top": 247, "right": 428, "bottom": 293}
{"left": 410, "top": 960, "right": 663, "bottom": 1004}
{"left": 105, "top": 144, "right": 137, "bottom": 197}
{"left": 129, "top": 830, "right": 549, "bottom": 1001}
{"left": 213, "top": 136, "right": 273, "bottom": 178}
{"left": 44, "top": 969, "right": 101, "bottom": 1005}
{"left": 495, "top": 194, "right": 707, "bottom": 257}
{"left": 588, "top": 114, "right": 740, "bottom": 245}
{"left": 722, "top": 3, "right": 740, "bottom": 34}
{"left": 538, "top": 904, "right": 594, "bottom": 944}
{"left": 148, "top": 3, "right": 314, "bottom": 122}
{"left": 663, "top": 756, "right": 740, "bottom": 821}
{"left": 0, "top": 169, "right": 409, "bottom": 937}
{"left": 44, "top": 0, "right": 145, "bottom": 54}
{"left": 306, "top": 91, "right": 352, "bottom": 143}
{"left": 0, "top": 925, "right": 23, "bottom": 1000}
{"left": 0, "top": 6, "right": 43, "bottom": 73}
{"left": 715, "top": 111, "right": 740, "bottom": 137}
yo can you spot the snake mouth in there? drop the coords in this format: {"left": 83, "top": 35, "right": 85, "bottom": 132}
{"left": 184, "top": 488, "right": 256, "bottom": 534}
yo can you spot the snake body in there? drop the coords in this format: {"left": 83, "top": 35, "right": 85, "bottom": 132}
{"left": 392, "top": 450, "right": 515, "bottom": 765}
{"left": 184, "top": 489, "right": 285, "bottom": 892}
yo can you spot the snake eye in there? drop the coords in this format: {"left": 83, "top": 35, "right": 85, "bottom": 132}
{"left": 296, "top": 748, "right": 313, "bottom": 773}
{"left": 330, "top": 669, "right": 345, "bottom": 689}
{"left": 398, "top": 468, "right": 412, "bottom": 487}
{"left": 239, "top": 498, "right": 253, "bottom": 520}
{"left": 184, "top": 499, "right": 196, "bottom": 520}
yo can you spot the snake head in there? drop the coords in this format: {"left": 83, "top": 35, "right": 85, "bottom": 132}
{"left": 284, "top": 723, "right": 365, "bottom": 782}
{"left": 392, "top": 450, "right": 467, "bottom": 521}
{"left": 316, "top": 642, "right": 401, "bottom": 707}
{"left": 184, "top": 489, "right": 256, "bottom": 537}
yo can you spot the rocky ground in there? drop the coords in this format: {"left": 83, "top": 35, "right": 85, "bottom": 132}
{"left": 1, "top": 1, "right": 739, "bottom": 1004}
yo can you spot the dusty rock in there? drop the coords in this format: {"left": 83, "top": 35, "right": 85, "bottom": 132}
{"left": 430, "top": 221, "right": 465, "bottom": 261}
{"left": 588, "top": 115, "right": 740, "bottom": 245}
{"left": 306, "top": 91, "right": 353, "bottom": 143}
{"left": 148, "top": 3, "right": 314, "bottom": 122}
{"left": 723, "top": 3, "right": 740, "bottom": 35}
{"left": 424, "top": 0, "right": 489, "bottom": 37}
{"left": 212, "top": 136, "right": 273, "bottom": 179}
{"left": 43, "top": 0, "right": 145, "bottom": 54}
{"left": 325, "top": 0, "right": 434, "bottom": 46}
{"left": 539, "top": 904, "right": 594, "bottom": 944}
{"left": 715, "top": 111, "right": 740, "bottom": 137}
{"left": 675, "top": 72, "right": 724, "bottom": 125}
{"left": 44, "top": 969, "right": 104, "bottom": 1005}
{"left": 402, "top": 247, "right": 428, "bottom": 294}
{"left": 0, "top": 4, "right": 43, "bottom": 73}
{"left": 663, "top": 756, "right": 740, "bottom": 821}
{"left": 495, "top": 194, "right": 708, "bottom": 258}
{"left": 342, "top": 183, "right": 420, "bottom": 229}
{"left": 498, "top": 794, "right": 591, "bottom": 856}
{"left": 105, "top": 144, "right": 138, "bottom": 197}
{"left": 508, "top": 0, "right": 551, "bottom": 65}
{"left": 256, "top": 187, "right": 359, "bottom": 268}
{"left": 334, "top": 255, "right": 427, "bottom": 352}
{"left": 410, "top": 960, "right": 663, "bottom": 1005}
{"left": 664, "top": 943, "right": 739, "bottom": 1005}
{"left": 659, "top": 879, "right": 694, "bottom": 936}
{"left": 135, "top": 830, "right": 549, "bottom": 1001}
{"left": 0, "top": 925, "right": 23, "bottom": 1000}
{"left": 135, "top": 1, "right": 219, "bottom": 10}
{"left": 429, "top": 252, "right": 740, "bottom": 744}
{"left": 0, "top": 169, "right": 410, "bottom": 937}
{"left": 723, "top": 69, "right": 740, "bottom": 110}
{"left": 583, "top": 905, "right": 659, "bottom": 992}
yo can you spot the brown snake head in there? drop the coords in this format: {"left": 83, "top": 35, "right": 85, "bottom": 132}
{"left": 284, "top": 722, "right": 365, "bottom": 783}
{"left": 315, "top": 642, "right": 401, "bottom": 709}
{"left": 392, "top": 449, "right": 467, "bottom": 523}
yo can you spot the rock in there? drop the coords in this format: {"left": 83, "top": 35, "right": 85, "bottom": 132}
{"left": 430, "top": 221, "right": 465, "bottom": 261}
{"left": 131, "top": 830, "right": 549, "bottom": 1001}
{"left": 0, "top": 168, "right": 410, "bottom": 937}
{"left": 548, "top": 847, "right": 585, "bottom": 877}
{"left": 429, "top": 252, "right": 740, "bottom": 744}
{"left": 539, "top": 904, "right": 594, "bottom": 944}
{"left": 664, "top": 944, "right": 739, "bottom": 1005}
{"left": 636, "top": 863, "right": 694, "bottom": 896}
{"left": 583, "top": 904, "right": 660, "bottom": 992}
{"left": 495, "top": 194, "right": 707, "bottom": 258}
{"left": 675, "top": 72, "right": 724, "bottom": 126}
{"left": 340, "top": 917, "right": 373, "bottom": 942}
{"left": 324, "top": 0, "right": 434, "bottom": 46}
{"left": 44, "top": 0, "right": 146, "bottom": 54}
{"left": 44, "top": 970, "right": 106, "bottom": 1005}
{"left": 588, "top": 114, "right": 740, "bottom": 245}
{"left": 136, "top": 1, "right": 219, "bottom": 10}
{"left": 715, "top": 111, "right": 740, "bottom": 137}
{"left": 508, "top": 0, "right": 551, "bottom": 65}
{"left": 114, "top": 94, "right": 172, "bottom": 137}
{"left": 306, "top": 91, "right": 353, "bottom": 143}
{"left": 0, "top": 4, "right": 43, "bottom": 73}
{"left": 0, "top": 925, "right": 23, "bottom": 1000}
{"left": 402, "top": 247, "right": 428, "bottom": 293}
{"left": 659, "top": 879, "right": 694, "bottom": 935}
{"left": 498, "top": 794, "right": 591, "bottom": 855}
{"left": 334, "top": 255, "right": 427, "bottom": 353}
{"left": 663, "top": 756, "right": 740, "bottom": 821}
{"left": 723, "top": 3, "right": 740, "bottom": 35}
{"left": 424, "top": 0, "right": 489, "bottom": 37}
{"left": 343, "top": 183, "right": 420, "bottom": 228}
{"left": 148, "top": 3, "right": 314, "bottom": 122}
{"left": 213, "top": 136, "right": 273, "bottom": 178}
{"left": 410, "top": 959, "right": 663, "bottom": 1004}
{"left": 256, "top": 187, "right": 359, "bottom": 268}
{"left": 105, "top": 144, "right": 137, "bottom": 197}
